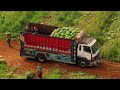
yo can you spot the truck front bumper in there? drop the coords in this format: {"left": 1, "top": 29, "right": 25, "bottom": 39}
{"left": 89, "top": 55, "right": 101, "bottom": 66}
{"left": 93, "top": 58, "right": 101, "bottom": 66}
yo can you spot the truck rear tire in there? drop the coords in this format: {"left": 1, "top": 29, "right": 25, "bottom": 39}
{"left": 37, "top": 54, "right": 46, "bottom": 63}
{"left": 77, "top": 59, "right": 89, "bottom": 68}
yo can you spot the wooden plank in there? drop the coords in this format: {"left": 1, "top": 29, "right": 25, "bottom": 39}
{"left": 20, "top": 34, "right": 25, "bottom": 43}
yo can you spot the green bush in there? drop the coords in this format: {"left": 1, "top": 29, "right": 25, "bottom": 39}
{"left": 26, "top": 71, "right": 35, "bottom": 79}
{"left": 0, "top": 63, "right": 6, "bottom": 70}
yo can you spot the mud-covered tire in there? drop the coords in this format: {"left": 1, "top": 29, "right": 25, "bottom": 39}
{"left": 77, "top": 59, "right": 89, "bottom": 68}
{"left": 37, "top": 54, "right": 46, "bottom": 63}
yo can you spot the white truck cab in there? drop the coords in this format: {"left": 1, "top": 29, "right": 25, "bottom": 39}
{"left": 77, "top": 36, "right": 101, "bottom": 67}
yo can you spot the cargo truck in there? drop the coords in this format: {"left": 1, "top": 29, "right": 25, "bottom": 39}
{"left": 20, "top": 23, "right": 101, "bottom": 68}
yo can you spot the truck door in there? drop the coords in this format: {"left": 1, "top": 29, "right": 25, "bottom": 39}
{"left": 82, "top": 46, "right": 91, "bottom": 60}
{"left": 77, "top": 44, "right": 83, "bottom": 57}
{"left": 77, "top": 44, "right": 91, "bottom": 61}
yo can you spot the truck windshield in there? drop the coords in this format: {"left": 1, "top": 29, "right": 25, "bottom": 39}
{"left": 91, "top": 42, "right": 99, "bottom": 54}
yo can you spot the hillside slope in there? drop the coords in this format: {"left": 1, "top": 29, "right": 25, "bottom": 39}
{"left": 0, "top": 11, "right": 119, "bottom": 62}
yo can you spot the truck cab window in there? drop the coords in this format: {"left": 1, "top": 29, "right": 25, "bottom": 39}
{"left": 83, "top": 46, "right": 91, "bottom": 53}
{"left": 79, "top": 45, "right": 81, "bottom": 51}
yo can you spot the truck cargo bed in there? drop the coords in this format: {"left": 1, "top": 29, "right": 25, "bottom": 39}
{"left": 24, "top": 23, "right": 59, "bottom": 35}
{"left": 21, "top": 32, "right": 74, "bottom": 55}
{"left": 20, "top": 23, "right": 77, "bottom": 62}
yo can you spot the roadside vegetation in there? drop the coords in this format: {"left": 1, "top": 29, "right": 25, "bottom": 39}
{"left": 0, "top": 63, "right": 36, "bottom": 79}
{"left": 0, "top": 64, "right": 25, "bottom": 79}
{"left": 43, "top": 68, "right": 62, "bottom": 79}
{"left": 67, "top": 71, "right": 96, "bottom": 79}
{"left": 0, "top": 55, "right": 35, "bottom": 79}
{"left": 43, "top": 68, "right": 96, "bottom": 79}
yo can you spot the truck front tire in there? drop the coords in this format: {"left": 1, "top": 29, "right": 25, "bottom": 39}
{"left": 37, "top": 54, "right": 46, "bottom": 63}
{"left": 77, "top": 59, "right": 89, "bottom": 68}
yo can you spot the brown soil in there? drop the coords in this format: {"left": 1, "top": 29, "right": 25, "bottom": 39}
{"left": 0, "top": 38, "right": 120, "bottom": 79}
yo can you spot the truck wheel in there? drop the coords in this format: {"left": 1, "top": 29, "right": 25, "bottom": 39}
{"left": 37, "top": 54, "right": 46, "bottom": 63}
{"left": 77, "top": 59, "right": 89, "bottom": 68}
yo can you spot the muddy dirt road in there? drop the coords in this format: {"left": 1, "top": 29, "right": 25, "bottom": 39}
{"left": 0, "top": 38, "right": 120, "bottom": 79}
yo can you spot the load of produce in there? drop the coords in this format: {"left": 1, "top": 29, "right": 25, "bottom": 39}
{"left": 50, "top": 27, "right": 80, "bottom": 39}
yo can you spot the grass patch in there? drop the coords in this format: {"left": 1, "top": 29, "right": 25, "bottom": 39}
{"left": 0, "top": 64, "right": 24, "bottom": 79}
{"left": 43, "top": 68, "right": 96, "bottom": 79}
{"left": 67, "top": 71, "right": 96, "bottom": 79}
{"left": 0, "top": 62, "right": 34, "bottom": 79}
{"left": 43, "top": 68, "right": 62, "bottom": 79}
{"left": 101, "top": 38, "right": 120, "bottom": 62}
